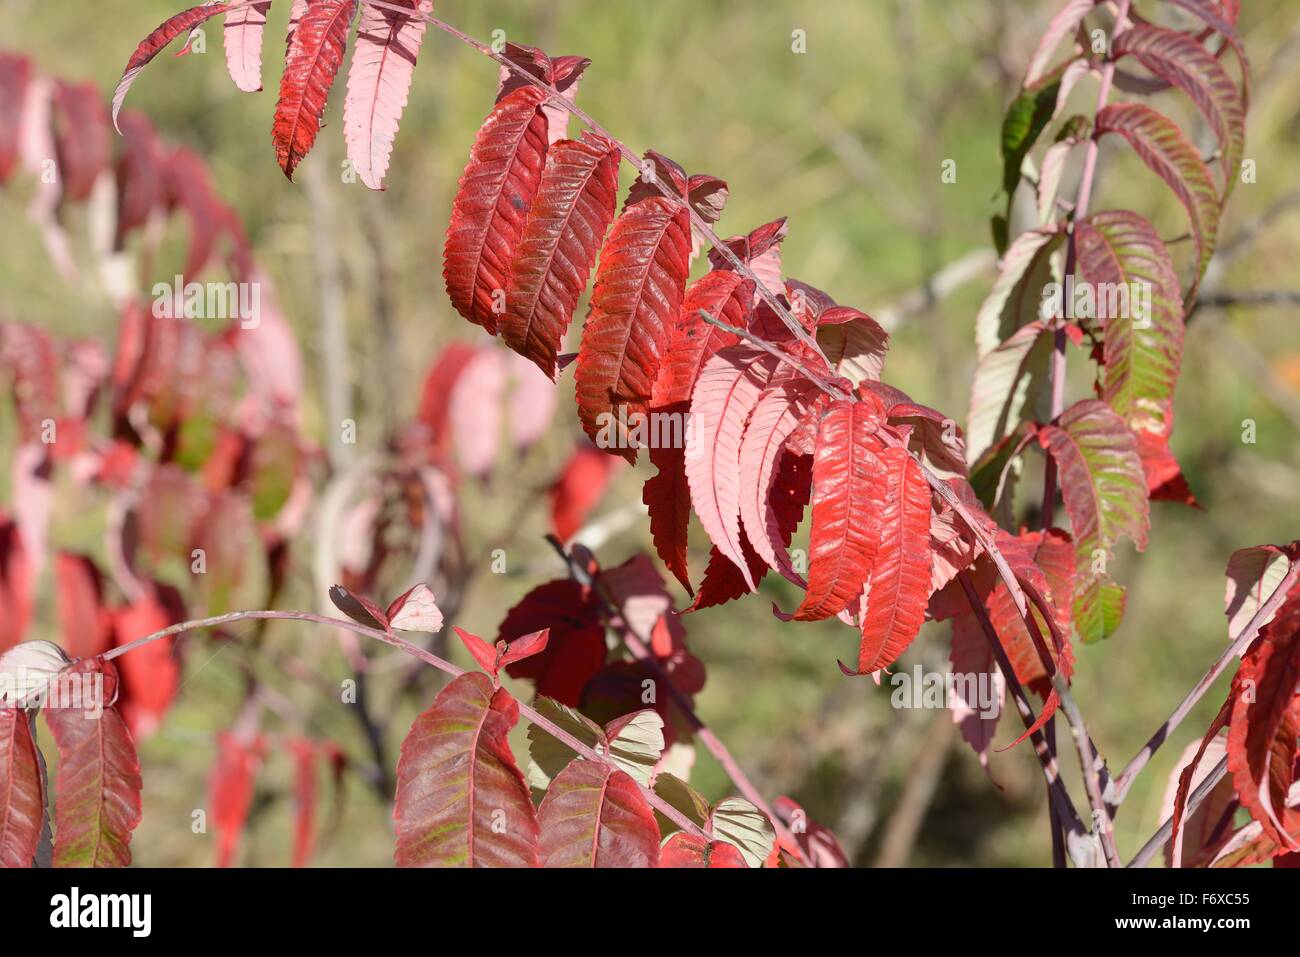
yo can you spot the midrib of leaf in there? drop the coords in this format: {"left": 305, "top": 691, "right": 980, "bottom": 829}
{"left": 517, "top": 147, "right": 606, "bottom": 339}
{"left": 1052, "top": 423, "right": 1105, "bottom": 555}
{"left": 0, "top": 716, "right": 24, "bottom": 855}
{"left": 605, "top": 207, "right": 677, "bottom": 382}
{"left": 462, "top": 701, "right": 493, "bottom": 866}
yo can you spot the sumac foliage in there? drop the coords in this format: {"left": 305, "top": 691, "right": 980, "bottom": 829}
{"left": 0, "top": 0, "right": 1289, "bottom": 870}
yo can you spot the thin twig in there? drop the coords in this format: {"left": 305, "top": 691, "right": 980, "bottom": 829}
{"left": 1127, "top": 755, "right": 1228, "bottom": 869}
{"left": 100, "top": 609, "right": 709, "bottom": 839}
{"left": 956, "top": 573, "right": 1086, "bottom": 846}
{"left": 1111, "top": 561, "right": 1300, "bottom": 804}
{"left": 545, "top": 535, "right": 798, "bottom": 851}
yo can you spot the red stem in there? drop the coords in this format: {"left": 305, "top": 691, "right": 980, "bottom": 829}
{"left": 101, "top": 610, "right": 710, "bottom": 840}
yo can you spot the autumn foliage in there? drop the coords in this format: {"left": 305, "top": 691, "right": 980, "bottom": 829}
{"left": 1, "top": 0, "right": 1296, "bottom": 870}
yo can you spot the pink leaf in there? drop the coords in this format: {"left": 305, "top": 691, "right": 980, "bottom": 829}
{"left": 448, "top": 347, "right": 505, "bottom": 478}
{"left": 386, "top": 583, "right": 443, "bottom": 633}
{"left": 224, "top": 0, "right": 272, "bottom": 93}
{"left": 738, "top": 369, "right": 818, "bottom": 584}
{"left": 343, "top": 0, "right": 431, "bottom": 190}
{"left": 686, "top": 346, "right": 779, "bottom": 591}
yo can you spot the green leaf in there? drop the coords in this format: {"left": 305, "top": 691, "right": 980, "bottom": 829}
{"left": 1038, "top": 399, "right": 1150, "bottom": 562}
{"left": 602, "top": 709, "right": 665, "bottom": 787}
{"left": 708, "top": 797, "right": 775, "bottom": 868}
{"left": 1074, "top": 210, "right": 1185, "bottom": 438}
{"left": 1095, "top": 102, "right": 1221, "bottom": 304}
{"left": 652, "top": 772, "right": 709, "bottom": 838}
{"left": 1001, "top": 77, "right": 1062, "bottom": 196}
{"left": 526, "top": 699, "right": 664, "bottom": 794}
{"left": 526, "top": 697, "right": 605, "bottom": 795}
{"left": 1114, "top": 24, "right": 1245, "bottom": 195}
{"left": 974, "top": 229, "right": 1063, "bottom": 358}
{"left": 249, "top": 423, "right": 300, "bottom": 521}
{"left": 1074, "top": 578, "right": 1127, "bottom": 644}
{"left": 966, "top": 320, "right": 1053, "bottom": 463}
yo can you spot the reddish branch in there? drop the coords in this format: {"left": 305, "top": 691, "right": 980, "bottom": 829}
{"left": 1110, "top": 560, "right": 1300, "bottom": 804}
{"left": 544, "top": 534, "right": 798, "bottom": 851}
{"left": 102, "top": 610, "right": 710, "bottom": 840}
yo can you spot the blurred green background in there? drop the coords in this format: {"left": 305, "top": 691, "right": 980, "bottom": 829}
{"left": 3, "top": 0, "right": 1299, "bottom": 866}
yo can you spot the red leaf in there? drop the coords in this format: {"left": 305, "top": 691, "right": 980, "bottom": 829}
{"left": 210, "top": 730, "right": 263, "bottom": 868}
{"left": 643, "top": 435, "right": 693, "bottom": 593}
{"left": 272, "top": 0, "right": 358, "bottom": 180}
{"left": 416, "top": 341, "right": 478, "bottom": 456}
{"left": 985, "top": 529, "right": 1076, "bottom": 697}
{"left": 1023, "top": 0, "right": 1096, "bottom": 86}
{"left": 343, "top": 0, "right": 430, "bottom": 190}
{"left": 328, "top": 584, "right": 389, "bottom": 631}
{"left": 1227, "top": 581, "right": 1300, "bottom": 850}
{"left": 772, "top": 796, "right": 850, "bottom": 868}
{"left": 494, "top": 43, "right": 590, "bottom": 144}
{"left": 393, "top": 673, "right": 538, "bottom": 866}
{"left": 0, "top": 518, "right": 33, "bottom": 653}
{"left": 536, "top": 759, "right": 660, "bottom": 867}
{"left": 288, "top": 738, "right": 318, "bottom": 867}
{"left": 575, "top": 196, "right": 692, "bottom": 462}
{"left": 454, "top": 627, "right": 501, "bottom": 676}
{"left": 54, "top": 553, "right": 113, "bottom": 661}
{"left": 502, "top": 131, "right": 620, "bottom": 377}
{"left": 46, "top": 658, "right": 141, "bottom": 867}
{"left": 446, "top": 347, "right": 505, "bottom": 478}
{"left": 224, "top": 0, "right": 273, "bottom": 93}
{"left": 550, "top": 444, "right": 620, "bottom": 543}
{"left": 686, "top": 346, "right": 779, "bottom": 590}
{"left": 659, "top": 831, "right": 747, "bottom": 868}
{"left": 1113, "top": 24, "right": 1245, "bottom": 190}
{"left": 652, "top": 271, "right": 754, "bottom": 408}
{"left": 949, "top": 611, "right": 1004, "bottom": 772}
{"left": 1137, "top": 428, "right": 1198, "bottom": 506}
{"left": 0, "top": 708, "right": 44, "bottom": 868}
{"left": 1095, "top": 102, "right": 1220, "bottom": 300}
{"left": 112, "top": 586, "right": 183, "bottom": 739}
{"left": 443, "top": 86, "right": 551, "bottom": 333}
{"left": 854, "top": 445, "right": 934, "bottom": 673}
{"left": 795, "top": 398, "right": 886, "bottom": 621}
{"left": 52, "top": 80, "right": 111, "bottom": 202}
{"left": 707, "top": 217, "right": 789, "bottom": 301}
{"left": 0, "top": 54, "right": 33, "bottom": 185}
{"left": 1169, "top": 698, "right": 1233, "bottom": 865}
{"left": 499, "top": 629, "right": 549, "bottom": 669}
{"left": 499, "top": 579, "right": 606, "bottom": 706}
{"left": 113, "top": 111, "right": 165, "bottom": 246}
{"left": 113, "top": 2, "right": 234, "bottom": 130}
